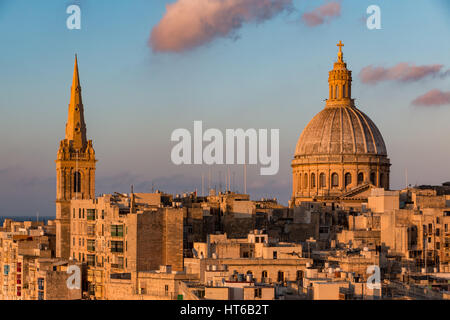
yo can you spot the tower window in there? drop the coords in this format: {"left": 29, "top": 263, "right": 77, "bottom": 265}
{"left": 331, "top": 173, "right": 339, "bottom": 188}
{"left": 311, "top": 173, "right": 316, "bottom": 188}
{"left": 344, "top": 173, "right": 352, "bottom": 187}
{"left": 304, "top": 174, "right": 308, "bottom": 189}
{"left": 370, "top": 172, "right": 376, "bottom": 185}
{"left": 343, "top": 84, "right": 346, "bottom": 98}
{"left": 379, "top": 173, "right": 384, "bottom": 188}
{"left": 335, "top": 85, "right": 338, "bottom": 99}
{"left": 73, "top": 172, "right": 81, "bottom": 193}
{"left": 357, "top": 173, "right": 364, "bottom": 185}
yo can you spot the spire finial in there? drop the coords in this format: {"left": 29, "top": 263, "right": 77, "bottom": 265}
{"left": 337, "top": 40, "right": 344, "bottom": 62}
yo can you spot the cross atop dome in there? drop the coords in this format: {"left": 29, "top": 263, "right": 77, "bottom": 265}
{"left": 337, "top": 40, "right": 344, "bottom": 62}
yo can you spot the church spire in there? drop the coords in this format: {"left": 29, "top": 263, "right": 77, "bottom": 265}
{"left": 326, "top": 41, "right": 353, "bottom": 107}
{"left": 65, "top": 54, "right": 87, "bottom": 150}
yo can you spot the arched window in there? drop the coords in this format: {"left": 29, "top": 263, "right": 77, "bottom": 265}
{"left": 246, "top": 270, "right": 253, "bottom": 275}
{"left": 277, "top": 271, "right": 285, "bottom": 282}
{"left": 379, "top": 173, "right": 384, "bottom": 188}
{"left": 335, "top": 85, "right": 339, "bottom": 99}
{"left": 319, "top": 173, "right": 326, "bottom": 188}
{"left": 310, "top": 173, "right": 316, "bottom": 188}
{"left": 262, "top": 270, "right": 268, "bottom": 279}
{"left": 370, "top": 172, "right": 376, "bottom": 185}
{"left": 357, "top": 172, "right": 364, "bottom": 185}
{"left": 296, "top": 270, "right": 304, "bottom": 281}
{"left": 331, "top": 173, "right": 339, "bottom": 188}
{"left": 73, "top": 172, "right": 81, "bottom": 193}
{"left": 343, "top": 84, "right": 346, "bottom": 98}
{"left": 304, "top": 173, "right": 308, "bottom": 189}
{"left": 344, "top": 173, "right": 352, "bottom": 187}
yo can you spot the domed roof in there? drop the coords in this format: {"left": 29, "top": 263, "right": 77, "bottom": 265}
{"left": 294, "top": 105, "right": 387, "bottom": 157}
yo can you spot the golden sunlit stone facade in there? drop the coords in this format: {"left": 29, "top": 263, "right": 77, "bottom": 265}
{"left": 292, "top": 42, "right": 390, "bottom": 205}
{"left": 55, "top": 56, "right": 97, "bottom": 259}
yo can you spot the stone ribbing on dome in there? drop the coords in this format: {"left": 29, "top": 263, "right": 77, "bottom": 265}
{"left": 294, "top": 105, "right": 387, "bottom": 157}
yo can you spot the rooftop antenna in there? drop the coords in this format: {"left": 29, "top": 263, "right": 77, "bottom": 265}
{"left": 36, "top": 211, "right": 39, "bottom": 222}
{"left": 244, "top": 164, "right": 247, "bottom": 194}
{"left": 232, "top": 171, "right": 235, "bottom": 192}
{"left": 219, "top": 171, "right": 222, "bottom": 192}
{"left": 228, "top": 167, "right": 231, "bottom": 193}
{"left": 201, "top": 173, "right": 204, "bottom": 197}
{"left": 405, "top": 168, "right": 408, "bottom": 189}
{"left": 208, "top": 168, "right": 212, "bottom": 191}
{"left": 151, "top": 181, "right": 155, "bottom": 193}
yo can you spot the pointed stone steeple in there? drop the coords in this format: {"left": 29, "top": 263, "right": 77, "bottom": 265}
{"left": 55, "top": 55, "right": 97, "bottom": 259}
{"left": 65, "top": 54, "right": 87, "bottom": 150}
{"left": 326, "top": 41, "right": 354, "bottom": 107}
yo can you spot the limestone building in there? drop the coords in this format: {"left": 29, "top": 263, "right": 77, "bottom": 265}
{"left": 292, "top": 42, "right": 391, "bottom": 205}
{"left": 55, "top": 56, "right": 96, "bottom": 259}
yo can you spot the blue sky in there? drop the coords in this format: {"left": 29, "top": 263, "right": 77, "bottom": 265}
{"left": 0, "top": 0, "right": 449, "bottom": 216}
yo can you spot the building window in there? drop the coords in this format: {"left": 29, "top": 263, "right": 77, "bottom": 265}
{"left": 277, "top": 271, "right": 284, "bottom": 282}
{"left": 319, "top": 173, "right": 326, "bottom": 188}
{"left": 87, "top": 254, "right": 95, "bottom": 266}
{"left": 254, "top": 288, "right": 262, "bottom": 298}
{"left": 111, "top": 225, "right": 124, "bottom": 237}
{"left": 345, "top": 173, "right": 352, "bottom": 187}
{"left": 87, "top": 209, "right": 96, "bottom": 221}
{"left": 343, "top": 84, "right": 346, "bottom": 98}
{"left": 38, "top": 278, "right": 44, "bottom": 291}
{"left": 304, "top": 174, "right": 308, "bottom": 189}
{"left": 331, "top": 173, "right": 339, "bottom": 188}
{"left": 357, "top": 172, "right": 364, "bottom": 185}
{"left": 111, "top": 241, "right": 124, "bottom": 253}
{"left": 311, "top": 173, "right": 316, "bottom": 188}
{"left": 73, "top": 208, "right": 75, "bottom": 219}
{"left": 273, "top": 251, "right": 277, "bottom": 259}
{"left": 262, "top": 270, "right": 268, "bottom": 280}
{"left": 370, "top": 172, "right": 376, "bottom": 185}
{"left": 73, "top": 172, "right": 81, "bottom": 193}
{"left": 87, "top": 240, "right": 95, "bottom": 252}
{"left": 379, "top": 173, "right": 384, "bottom": 187}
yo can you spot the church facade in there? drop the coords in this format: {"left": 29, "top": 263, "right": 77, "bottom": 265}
{"left": 291, "top": 42, "right": 391, "bottom": 206}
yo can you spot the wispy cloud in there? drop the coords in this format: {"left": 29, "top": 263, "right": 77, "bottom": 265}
{"left": 412, "top": 89, "right": 450, "bottom": 107}
{"left": 360, "top": 63, "right": 449, "bottom": 84}
{"left": 301, "top": 1, "right": 341, "bottom": 27}
{"left": 149, "top": 0, "right": 293, "bottom": 53}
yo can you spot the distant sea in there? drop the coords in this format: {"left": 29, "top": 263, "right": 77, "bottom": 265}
{"left": 0, "top": 216, "right": 55, "bottom": 225}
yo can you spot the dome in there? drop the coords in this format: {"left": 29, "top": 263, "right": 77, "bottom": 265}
{"left": 291, "top": 41, "right": 391, "bottom": 206}
{"left": 294, "top": 105, "right": 387, "bottom": 158}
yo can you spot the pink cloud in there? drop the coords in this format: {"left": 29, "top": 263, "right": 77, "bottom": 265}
{"left": 412, "top": 89, "right": 450, "bottom": 107}
{"left": 149, "top": 0, "right": 293, "bottom": 53}
{"left": 360, "top": 63, "right": 448, "bottom": 84}
{"left": 302, "top": 1, "right": 341, "bottom": 27}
